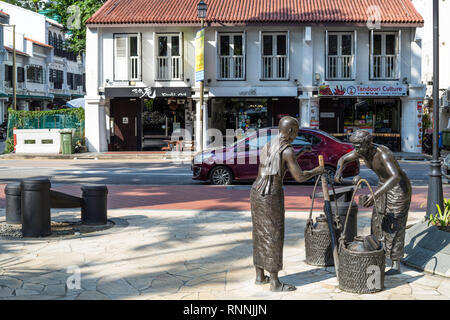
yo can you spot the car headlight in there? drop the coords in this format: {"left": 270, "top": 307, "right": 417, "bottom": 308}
{"left": 193, "top": 152, "right": 214, "bottom": 164}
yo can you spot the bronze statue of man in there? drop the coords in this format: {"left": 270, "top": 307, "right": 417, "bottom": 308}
{"left": 250, "top": 116, "right": 324, "bottom": 291}
{"left": 334, "top": 130, "right": 412, "bottom": 275}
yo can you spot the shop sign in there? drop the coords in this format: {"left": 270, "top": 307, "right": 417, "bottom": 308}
{"left": 195, "top": 29, "right": 205, "bottom": 82}
{"left": 105, "top": 87, "right": 152, "bottom": 98}
{"left": 319, "top": 85, "right": 407, "bottom": 97}
{"left": 154, "top": 87, "right": 192, "bottom": 98}
{"left": 238, "top": 88, "right": 257, "bottom": 96}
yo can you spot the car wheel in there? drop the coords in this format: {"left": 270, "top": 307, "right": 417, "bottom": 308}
{"left": 209, "top": 166, "right": 233, "bottom": 185}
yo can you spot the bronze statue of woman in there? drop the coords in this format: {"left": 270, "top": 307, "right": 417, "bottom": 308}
{"left": 250, "top": 116, "right": 324, "bottom": 292}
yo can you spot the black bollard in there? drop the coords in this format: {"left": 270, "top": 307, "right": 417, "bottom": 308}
{"left": 5, "top": 183, "right": 22, "bottom": 224}
{"left": 21, "top": 179, "right": 51, "bottom": 237}
{"left": 81, "top": 185, "right": 108, "bottom": 225}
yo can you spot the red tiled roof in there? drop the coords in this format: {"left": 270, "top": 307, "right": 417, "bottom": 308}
{"left": 4, "top": 46, "right": 29, "bottom": 57}
{"left": 0, "top": 10, "right": 9, "bottom": 16}
{"left": 86, "top": 0, "right": 424, "bottom": 26}
{"left": 24, "top": 37, "right": 53, "bottom": 49}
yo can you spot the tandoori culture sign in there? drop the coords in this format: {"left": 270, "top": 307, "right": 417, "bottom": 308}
{"left": 319, "top": 84, "right": 408, "bottom": 97}
{"left": 195, "top": 28, "right": 205, "bottom": 82}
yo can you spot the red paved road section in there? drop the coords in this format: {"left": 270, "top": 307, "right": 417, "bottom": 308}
{"left": 0, "top": 184, "right": 446, "bottom": 212}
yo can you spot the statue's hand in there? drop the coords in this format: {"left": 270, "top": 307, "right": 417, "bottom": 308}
{"left": 334, "top": 172, "right": 343, "bottom": 184}
{"left": 363, "top": 195, "right": 375, "bottom": 207}
{"left": 315, "top": 165, "right": 325, "bottom": 176}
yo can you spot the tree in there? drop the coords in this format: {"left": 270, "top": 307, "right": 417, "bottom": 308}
{"left": 3, "top": 0, "right": 47, "bottom": 12}
{"left": 47, "top": 0, "right": 107, "bottom": 54}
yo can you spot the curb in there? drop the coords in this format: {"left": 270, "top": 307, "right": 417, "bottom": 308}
{"left": 0, "top": 152, "right": 195, "bottom": 161}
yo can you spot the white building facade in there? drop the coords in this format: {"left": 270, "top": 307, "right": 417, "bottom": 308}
{"left": 412, "top": 0, "right": 450, "bottom": 131}
{"left": 0, "top": 1, "right": 85, "bottom": 123}
{"left": 85, "top": 0, "right": 426, "bottom": 153}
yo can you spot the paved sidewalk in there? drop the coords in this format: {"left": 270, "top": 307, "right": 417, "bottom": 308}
{"left": 0, "top": 208, "right": 448, "bottom": 300}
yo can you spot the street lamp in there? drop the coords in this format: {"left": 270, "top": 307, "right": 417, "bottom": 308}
{"left": 1, "top": 24, "right": 17, "bottom": 110}
{"left": 426, "top": 0, "right": 444, "bottom": 218}
{"left": 197, "top": 0, "right": 207, "bottom": 152}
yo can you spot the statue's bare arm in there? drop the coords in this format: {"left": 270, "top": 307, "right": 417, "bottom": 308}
{"left": 334, "top": 150, "right": 359, "bottom": 183}
{"left": 284, "top": 148, "right": 323, "bottom": 183}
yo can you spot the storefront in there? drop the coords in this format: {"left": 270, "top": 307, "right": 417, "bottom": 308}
{"left": 105, "top": 86, "right": 192, "bottom": 151}
{"left": 317, "top": 84, "right": 407, "bottom": 151}
{"left": 210, "top": 97, "right": 299, "bottom": 144}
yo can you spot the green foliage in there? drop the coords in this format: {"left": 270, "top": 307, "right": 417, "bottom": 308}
{"left": 8, "top": 107, "right": 84, "bottom": 121}
{"left": 428, "top": 198, "right": 450, "bottom": 228}
{"left": 46, "top": 0, "right": 107, "bottom": 54}
{"left": 4, "top": 138, "right": 14, "bottom": 154}
{"left": 4, "top": 108, "right": 85, "bottom": 154}
{"left": 422, "top": 113, "right": 431, "bottom": 131}
{"left": 3, "top": 0, "right": 48, "bottom": 12}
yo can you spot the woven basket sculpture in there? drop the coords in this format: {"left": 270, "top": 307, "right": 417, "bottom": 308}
{"left": 304, "top": 177, "right": 339, "bottom": 266}
{"left": 337, "top": 179, "right": 385, "bottom": 294}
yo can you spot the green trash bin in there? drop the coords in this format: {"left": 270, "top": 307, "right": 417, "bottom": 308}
{"left": 60, "top": 130, "right": 73, "bottom": 154}
{"left": 443, "top": 128, "right": 450, "bottom": 148}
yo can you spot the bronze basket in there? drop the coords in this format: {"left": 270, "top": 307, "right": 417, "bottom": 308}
{"left": 304, "top": 177, "right": 338, "bottom": 267}
{"left": 337, "top": 179, "right": 385, "bottom": 294}
{"left": 304, "top": 222, "right": 333, "bottom": 266}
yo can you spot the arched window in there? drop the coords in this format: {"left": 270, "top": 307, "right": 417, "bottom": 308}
{"left": 58, "top": 35, "right": 62, "bottom": 50}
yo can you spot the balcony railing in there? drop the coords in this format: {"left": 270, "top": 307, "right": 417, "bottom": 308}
{"left": 219, "top": 56, "right": 244, "bottom": 80}
{"left": 262, "top": 55, "right": 287, "bottom": 80}
{"left": 327, "top": 55, "right": 354, "bottom": 79}
{"left": 130, "top": 56, "right": 140, "bottom": 81}
{"left": 371, "top": 54, "right": 398, "bottom": 79}
{"left": 156, "top": 56, "right": 182, "bottom": 80}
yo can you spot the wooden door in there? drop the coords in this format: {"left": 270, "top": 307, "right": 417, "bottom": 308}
{"left": 110, "top": 98, "right": 140, "bottom": 151}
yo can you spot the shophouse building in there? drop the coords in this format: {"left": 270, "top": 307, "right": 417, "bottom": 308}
{"left": 85, "top": 0, "right": 425, "bottom": 153}
{"left": 0, "top": 1, "right": 85, "bottom": 124}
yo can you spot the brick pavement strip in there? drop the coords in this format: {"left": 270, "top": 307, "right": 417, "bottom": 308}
{"left": 0, "top": 184, "right": 447, "bottom": 211}
{"left": 0, "top": 208, "right": 448, "bottom": 300}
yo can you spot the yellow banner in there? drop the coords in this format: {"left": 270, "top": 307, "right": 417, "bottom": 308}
{"left": 195, "top": 28, "right": 204, "bottom": 82}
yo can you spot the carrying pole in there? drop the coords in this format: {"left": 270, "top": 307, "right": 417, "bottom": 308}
{"left": 319, "top": 155, "right": 339, "bottom": 279}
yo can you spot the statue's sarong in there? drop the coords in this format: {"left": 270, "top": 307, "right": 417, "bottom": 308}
{"left": 371, "top": 179, "right": 412, "bottom": 260}
{"left": 250, "top": 136, "right": 290, "bottom": 273}
{"left": 251, "top": 178, "right": 285, "bottom": 273}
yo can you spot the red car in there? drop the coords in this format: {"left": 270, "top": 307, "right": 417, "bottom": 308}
{"left": 192, "top": 128, "right": 359, "bottom": 185}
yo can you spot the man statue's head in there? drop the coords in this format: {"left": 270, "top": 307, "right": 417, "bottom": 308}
{"left": 279, "top": 116, "right": 299, "bottom": 143}
{"left": 349, "top": 130, "right": 373, "bottom": 156}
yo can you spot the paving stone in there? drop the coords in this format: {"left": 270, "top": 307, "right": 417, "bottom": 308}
{"left": 0, "top": 287, "right": 13, "bottom": 297}
{"left": 15, "top": 289, "right": 40, "bottom": 296}
{"left": 413, "top": 275, "right": 444, "bottom": 288}
{"left": 76, "top": 291, "right": 110, "bottom": 300}
{"left": 0, "top": 277, "right": 22, "bottom": 289}
{"left": 43, "top": 284, "right": 66, "bottom": 296}
{"left": 22, "top": 283, "right": 44, "bottom": 292}
{"left": 390, "top": 294, "right": 415, "bottom": 300}
{"left": 385, "top": 284, "right": 412, "bottom": 295}
{"left": 150, "top": 274, "right": 184, "bottom": 294}
{"left": 410, "top": 284, "right": 440, "bottom": 296}
{"left": 97, "top": 277, "right": 140, "bottom": 299}
{"left": 437, "top": 281, "right": 450, "bottom": 297}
